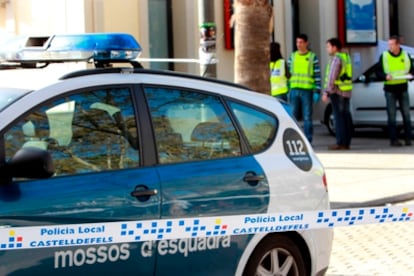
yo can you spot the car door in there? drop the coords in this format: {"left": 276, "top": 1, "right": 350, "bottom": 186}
{"left": 351, "top": 64, "right": 389, "bottom": 125}
{"left": 143, "top": 86, "right": 271, "bottom": 275}
{"left": 0, "top": 86, "right": 160, "bottom": 275}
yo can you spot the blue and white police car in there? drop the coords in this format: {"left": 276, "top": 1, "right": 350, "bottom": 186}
{"left": 0, "top": 33, "right": 332, "bottom": 276}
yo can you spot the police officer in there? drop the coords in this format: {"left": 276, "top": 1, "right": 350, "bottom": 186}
{"left": 322, "top": 37, "right": 353, "bottom": 150}
{"left": 270, "top": 42, "right": 290, "bottom": 102}
{"left": 288, "top": 34, "right": 321, "bottom": 143}
{"left": 376, "top": 35, "right": 414, "bottom": 146}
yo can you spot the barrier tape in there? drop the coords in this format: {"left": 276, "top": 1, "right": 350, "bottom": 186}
{"left": 137, "top": 58, "right": 201, "bottom": 63}
{"left": 1, "top": 205, "right": 413, "bottom": 251}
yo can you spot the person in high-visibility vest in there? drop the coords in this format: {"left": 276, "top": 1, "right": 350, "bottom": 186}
{"left": 270, "top": 42, "right": 290, "bottom": 102}
{"left": 322, "top": 37, "right": 353, "bottom": 150}
{"left": 376, "top": 35, "right": 414, "bottom": 146}
{"left": 287, "top": 34, "right": 321, "bottom": 143}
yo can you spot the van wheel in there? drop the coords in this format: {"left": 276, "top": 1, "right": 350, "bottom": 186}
{"left": 242, "top": 234, "right": 307, "bottom": 276}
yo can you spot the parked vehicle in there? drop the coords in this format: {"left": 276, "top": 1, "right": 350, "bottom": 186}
{"left": 321, "top": 60, "right": 414, "bottom": 135}
{"left": 0, "top": 33, "right": 332, "bottom": 276}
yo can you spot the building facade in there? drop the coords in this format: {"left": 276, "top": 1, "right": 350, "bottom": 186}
{"left": 0, "top": 0, "right": 412, "bottom": 83}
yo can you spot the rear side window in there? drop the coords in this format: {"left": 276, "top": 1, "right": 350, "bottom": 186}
{"left": 144, "top": 87, "right": 241, "bottom": 164}
{"left": 228, "top": 101, "right": 277, "bottom": 153}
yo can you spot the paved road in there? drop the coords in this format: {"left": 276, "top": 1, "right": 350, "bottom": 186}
{"left": 312, "top": 123, "right": 414, "bottom": 275}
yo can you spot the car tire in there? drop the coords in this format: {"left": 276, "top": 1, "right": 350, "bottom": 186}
{"left": 324, "top": 105, "right": 336, "bottom": 136}
{"left": 324, "top": 104, "right": 355, "bottom": 137}
{"left": 242, "top": 234, "right": 308, "bottom": 276}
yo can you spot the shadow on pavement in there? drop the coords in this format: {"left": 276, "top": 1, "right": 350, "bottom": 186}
{"left": 314, "top": 123, "right": 413, "bottom": 153}
{"left": 331, "top": 191, "right": 414, "bottom": 208}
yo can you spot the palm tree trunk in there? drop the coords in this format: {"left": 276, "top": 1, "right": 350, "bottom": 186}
{"left": 234, "top": 0, "right": 273, "bottom": 94}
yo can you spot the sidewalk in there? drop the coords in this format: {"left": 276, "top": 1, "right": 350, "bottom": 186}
{"left": 326, "top": 219, "right": 414, "bottom": 275}
{"left": 312, "top": 125, "right": 414, "bottom": 275}
{"left": 312, "top": 124, "right": 414, "bottom": 205}
{"left": 317, "top": 148, "right": 414, "bottom": 205}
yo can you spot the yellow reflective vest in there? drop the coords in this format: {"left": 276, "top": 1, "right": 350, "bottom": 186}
{"left": 383, "top": 50, "right": 411, "bottom": 85}
{"left": 289, "top": 51, "right": 315, "bottom": 90}
{"left": 324, "top": 52, "right": 352, "bottom": 92}
{"left": 270, "top": 60, "right": 288, "bottom": 96}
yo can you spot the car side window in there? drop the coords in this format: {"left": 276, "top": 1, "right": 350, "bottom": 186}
{"left": 4, "top": 88, "right": 139, "bottom": 176}
{"left": 228, "top": 101, "right": 277, "bottom": 153}
{"left": 144, "top": 86, "right": 241, "bottom": 164}
{"left": 365, "top": 63, "right": 382, "bottom": 82}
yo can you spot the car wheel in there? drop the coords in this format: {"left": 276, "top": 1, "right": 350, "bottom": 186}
{"left": 324, "top": 105, "right": 355, "bottom": 137}
{"left": 243, "top": 234, "right": 308, "bottom": 276}
{"left": 324, "top": 105, "right": 336, "bottom": 136}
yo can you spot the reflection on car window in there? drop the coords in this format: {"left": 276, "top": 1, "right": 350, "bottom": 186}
{"left": 144, "top": 86, "right": 241, "bottom": 163}
{"left": 4, "top": 88, "right": 139, "bottom": 176}
{"left": 228, "top": 101, "right": 277, "bottom": 153}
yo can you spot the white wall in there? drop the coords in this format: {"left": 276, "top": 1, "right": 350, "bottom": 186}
{"left": 11, "top": 0, "right": 85, "bottom": 34}
{"left": 171, "top": 0, "right": 199, "bottom": 74}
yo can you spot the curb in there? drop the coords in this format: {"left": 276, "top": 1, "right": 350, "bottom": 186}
{"left": 331, "top": 192, "right": 414, "bottom": 209}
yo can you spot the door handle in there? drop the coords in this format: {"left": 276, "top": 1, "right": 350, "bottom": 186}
{"left": 130, "top": 185, "right": 158, "bottom": 202}
{"left": 243, "top": 172, "right": 265, "bottom": 186}
{"left": 130, "top": 189, "right": 158, "bottom": 197}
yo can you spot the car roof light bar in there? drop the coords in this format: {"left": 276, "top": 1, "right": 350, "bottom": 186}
{"left": 0, "top": 33, "right": 142, "bottom": 68}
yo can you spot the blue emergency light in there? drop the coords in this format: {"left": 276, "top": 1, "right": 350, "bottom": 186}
{"left": 0, "top": 33, "right": 142, "bottom": 67}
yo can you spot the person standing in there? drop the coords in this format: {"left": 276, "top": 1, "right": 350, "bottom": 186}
{"left": 376, "top": 35, "right": 413, "bottom": 146}
{"left": 288, "top": 34, "right": 321, "bottom": 143}
{"left": 270, "top": 42, "right": 290, "bottom": 102}
{"left": 322, "top": 38, "right": 353, "bottom": 150}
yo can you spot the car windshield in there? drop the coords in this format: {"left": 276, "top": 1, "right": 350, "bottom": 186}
{"left": 0, "top": 87, "right": 30, "bottom": 111}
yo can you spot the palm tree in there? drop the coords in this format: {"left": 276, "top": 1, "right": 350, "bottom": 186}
{"left": 233, "top": 0, "right": 273, "bottom": 94}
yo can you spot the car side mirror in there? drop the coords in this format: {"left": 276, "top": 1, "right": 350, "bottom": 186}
{"left": 6, "top": 147, "right": 55, "bottom": 179}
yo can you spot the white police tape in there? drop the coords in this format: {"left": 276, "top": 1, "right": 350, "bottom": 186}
{"left": 137, "top": 58, "right": 201, "bottom": 63}
{"left": 1, "top": 205, "right": 413, "bottom": 251}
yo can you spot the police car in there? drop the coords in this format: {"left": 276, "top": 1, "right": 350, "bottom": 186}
{"left": 0, "top": 33, "right": 332, "bottom": 276}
